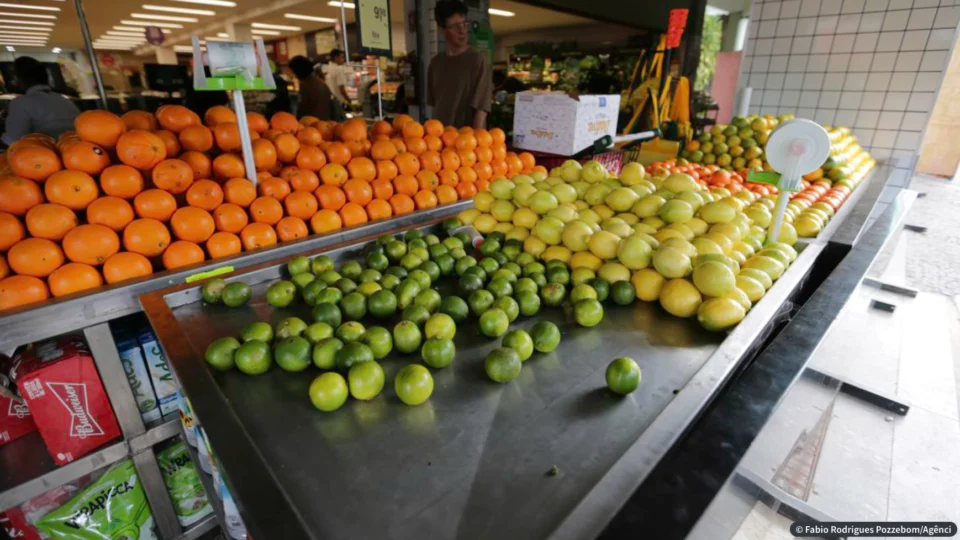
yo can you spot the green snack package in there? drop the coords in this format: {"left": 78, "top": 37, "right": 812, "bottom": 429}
{"left": 157, "top": 441, "right": 213, "bottom": 527}
{"left": 36, "top": 459, "right": 158, "bottom": 539}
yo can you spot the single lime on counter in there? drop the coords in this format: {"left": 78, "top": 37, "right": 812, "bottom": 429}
{"left": 335, "top": 321, "right": 366, "bottom": 343}
{"left": 588, "top": 278, "right": 610, "bottom": 302}
{"left": 288, "top": 255, "right": 311, "bottom": 276}
{"left": 468, "top": 289, "right": 495, "bottom": 316}
{"left": 502, "top": 330, "right": 534, "bottom": 361}
{"left": 493, "top": 296, "right": 519, "bottom": 322}
{"left": 530, "top": 321, "right": 561, "bottom": 353}
{"left": 309, "top": 372, "right": 348, "bottom": 412}
{"left": 348, "top": 361, "right": 385, "bottom": 401}
{"left": 221, "top": 282, "right": 252, "bottom": 307}
{"left": 414, "top": 288, "right": 443, "bottom": 313}
{"left": 201, "top": 278, "right": 227, "bottom": 304}
{"left": 335, "top": 341, "right": 375, "bottom": 372}
{"left": 314, "top": 287, "right": 343, "bottom": 306}
{"left": 304, "top": 322, "right": 334, "bottom": 344}
{"left": 439, "top": 296, "right": 469, "bottom": 323}
{"left": 606, "top": 357, "right": 641, "bottom": 395}
{"left": 312, "top": 338, "right": 343, "bottom": 370}
{"left": 240, "top": 321, "right": 273, "bottom": 343}
{"left": 421, "top": 338, "right": 456, "bottom": 368}
{"left": 516, "top": 290, "right": 541, "bottom": 317}
{"left": 275, "top": 336, "right": 312, "bottom": 372}
{"left": 485, "top": 347, "right": 522, "bottom": 383}
{"left": 424, "top": 313, "right": 456, "bottom": 340}
{"left": 367, "top": 289, "right": 398, "bottom": 319}
{"left": 395, "top": 364, "right": 434, "bottom": 406}
{"left": 311, "top": 255, "right": 335, "bottom": 275}
{"left": 339, "top": 291, "right": 367, "bottom": 321}
{"left": 235, "top": 340, "right": 271, "bottom": 375}
{"left": 570, "top": 284, "right": 598, "bottom": 303}
{"left": 610, "top": 281, "right": 636, "bottom": 306}
{"left": 361, "top": 326, "right": 393, "bottom": 360}
{"left": 540, "top": 283, "right": 566, "bottom": 307}
{"left": 573, "top": 299, "right": 604, "bottom": 327}
{"left": 205, "top": 336, "right": 240, "bottom": 371}
{"left": 479, "top": 309, "right": 510, "bottom": 338}
{"left": 266, "top": 280, "right": 297, "bottom": 307}
{"left": 402, "top": 304, "right": 431, "bottom": 328}
{"left": 301, "top": 279, "right": 328, "bottom": 305}
{"left": 275, "top": 316, "right": 307, "bottom": 339}
{"left": 393, "top": 321, "right": 423, "bottom": 354}
{"left": 311, "top": 302, "right": 342, "bottom": 327}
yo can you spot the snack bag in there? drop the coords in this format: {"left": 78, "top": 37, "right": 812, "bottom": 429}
{"left": 157, "top": 441, "right": 213, "bottom": 527}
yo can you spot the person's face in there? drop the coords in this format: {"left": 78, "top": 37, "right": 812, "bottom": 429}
{"left": 442, "top": 13, "right": 469, "bottom": 49}
{"left": 334, "top": 54, "right": 345, "bottom": 65}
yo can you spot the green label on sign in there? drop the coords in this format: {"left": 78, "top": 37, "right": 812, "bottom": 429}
{"left": 357, "top": 0, "right": 392, "bottom": 56}
{"left": 747, "top": 170, "right": 781, "bottom": 185}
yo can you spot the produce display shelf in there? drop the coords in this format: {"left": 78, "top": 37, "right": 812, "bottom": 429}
{"left": 0, "top": 202, "right": 471, "bottom": 353}
{"left": 141, "top": 214, "right": 827, "bottom": 540}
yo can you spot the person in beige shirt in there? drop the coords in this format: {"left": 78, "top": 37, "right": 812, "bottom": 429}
{"left": 290, "top": 55, "right": 333, "bottom": 120}
{"left": 428, "top": 1, "right": 492, "bottom": 129}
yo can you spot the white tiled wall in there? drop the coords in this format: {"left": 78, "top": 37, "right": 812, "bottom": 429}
{"left": 740, "top": 0, "right": 960, "bottom": 170}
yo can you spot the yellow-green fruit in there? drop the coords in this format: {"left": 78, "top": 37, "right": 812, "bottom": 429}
{"left": 604, "top": 220, "right": 634, "bottom": 239}
{"left": 739, "top": 268, "right": 773, "bottom": 290}
{"left": 694, "top": 253, "right": 739, "bottom": 273}
{"left": 616, "top": 235, "right": 653, "bottom": 270}
{"left": 686, "top": 217, "right": 709, "bottom": 236}
{"left": 692, "top": 261, "right": 736, "bottom": 297}
{"left": 794, "top": 216, "right": 822, "bottom": 237}
{"left": 652, "top": 247, "right": 692, "bottom": 278}
{"left": 571, "top": 181, "right": 590, "bottom": 199}
{"left": 633, "top": 268, "right": 665, "bottom": 301}
{"left": 736, "top": 275, "right": 765, "bottom": 303}
{"left": 474, "top": 213, "right": 498, "bottom": 233}
{"left": 765, "top": 242, "right": 798, "bottom": 262}
{"left": 562, "top": 220, "right": 594, "bottom": 252}
{"left": 654, "top": 228, "right": 687, "bottom": 244}
{"left": 630, "top": 184, "right": 653, "bottom": 198}
{"left": 732, "top": 241, "right": 755, "bottom": 258}
{"left": 726, "top": 287, "right": 752, "bottom": 312}
{"left": 491, "top": 200, "right": 516, "bottom": 222}
{"left": 585, "top": 184, "right": 612, "bottom": 206}
{"left": 660, "top": 279, "right": 703, "bottom": 318}
{"left": 475, "top": 192, "right": 495, "bottom": 212}
{"left": 579, "top": 208, "right": 601, "bottom": 226}
{"left": 633, "top": 223, "right": 658, "bottom": 236}
{"left": 574, "top": 200, "right": 590, "bottom": 211}
{"left": 631, "top": 232, "right": 660, "bottom": 250}
{"left": 493, "top": 222, "right": 513, "bottom": 234}
{"left": 547, "top": 205, "right": 578, "bottom": 223}
{"left": 699, "top": 201, "right": 737, "bottom": 224}
{"left": 524, "top": 235, "right": 547, "bottom": 257}
{"left": 513, "top": 174, "right": 535, "bottom": 184}
{"left": 606, "top": 187, "right": 640, "bottom": 212}
{"left": 617, "top": 212, "right": 639, "bottom": 225}
{"left": 758, "top": 247, "right": 791, "bottom": 267}
{"left": 703, "top": 231, "right": 734, "bottom": 253}
{"left": 543, "top": 245, "right": 572, "bottom": 263}
{"left": 458, "top": 208, "right": 480, "bottom": 225}
{"left": 619, "top": 162, "right": 647, "bottom": 186}
{"left": 533, "top": 216, "right": 564, "bottom": 245}
{"left": 697, "top": 297, "right": 746, "bottom": 331}
{"left": 545, "top": 175, "right": 565, "bottom": 186}
{"left": 490, "top": 178, "right": 516, "bottom": 200}
{"left": 772, "top": 222, "right": 798, "bottom": 246}
{"left": 512, "top": 183, "right": 538, "bottom": 206}
{"left": 598, "top": 262, "right": 631, "bottom": 284}
{"left": 551, "top": 183, "right": 578, "bottom": 204}
{"left": 506, "top": 226, "right": 530, "bottom": 241}
{"left": 588, "top": 230, "right": 621, "bottom": 260}
{"left": 743, "top": 255, "right": 785, "bottom": 280}
{"left": 571, "top": 251, "right": 603, "bottom": 271}
{"left": 658, "top": 199, "right": 695, "bottom": 224}
{"left": 529, "top": 190, "right": 560, "bottom": 215}
{"left": 663, "top": 173, "right": 699, "bottom": 193}
{"left": 593, "top": 204, "right": 615, "bottom": 220}
{"left": 643, "top": 216, "right": 666, "bottom": 229}
{"left": 512, "top": 207, "right": 539, "bottom": 229}
{"left": 692, "top": 237, "right": 723, "bottom": 256}
{"left": 745, "top": 205, "right": 772, "bottom": 228}
{"left": 665, "top": 223, "right": 695, "bottom": 241}
{"left": 661, "top": 237, "right": 697, "bottom": 258}
{"left": 632, "top": 195, "right": 666, "bottom": 218}
{"left": 710, "top": 222, "right": 742, "bottom": 242}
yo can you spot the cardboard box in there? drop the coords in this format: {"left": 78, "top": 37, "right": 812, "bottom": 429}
{"left": 116, "top": 333, "right": 161, "bottom": 424}
{"left": 512, "top": 91, "right": 621, "bottom": 156}
{"left": 12, "top": 336, "right": 121, "bottom": 465}
{"left": 0, "top": 374, "right": 36, "bottom": 446}
{"left": 139, "top": 328, "right": 179, "bottom": 417}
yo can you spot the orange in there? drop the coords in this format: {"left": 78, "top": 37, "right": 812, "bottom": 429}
{"left": 61, "top": 141, "right": 110, "bottom": 175}
{"left": 179, "top": 125, "right": 214, "bottom": 153}
{"left": 416, "top": 170, "right": 439, "bottom": 191}
{"left": 276, "top": 216, "right": 309, "bottom": 242}
{"left": 240, "top": 222, "right": 277, "bottom": 251}
{"left": 170, "top": 207, "right": 215, "bottom": 243}
{"left": 0, "top": 212, "right": 25, "bottom": 251}
{"left": 158, "top": 105, "right": 200, "bottom": 133}
{"left": 365, "top": 198, "right": 392, "bottom": 221}
{"left": 490, "top": 128, "right": 506, "bottom": 145}
{"left": 419, "top": 151, "right": 442, "bottom": 173}
{"left": 457, "top": 166, "right": 478, "bottom": 184}
{"left": 134, "top": 189, "right": 177, "bottom": 221}
{"left": 122, "top": 111, "right": 157, "bottom": 132}
{"left": 492, "top": 144, "right": 507, "bottom": 161}
{"left": 213, "top": 154, "right": 246, "bottom": 180}
{"left": 25, "top": 204, "right": 76, "bottom": 240}
{"left": 375, "top": 160, "right": 399, "bottom": 182}
{"left": 401, "top": 121, "right": 424, "bottom": 140}
{"left": 246, "top": 112, "right": 269, "bottom": 133}
{"left": 404, "top": 137, "right": 427, "bottom": 156}
{"left": 320, "top": 163, "right": 348, "bottom": 186}
{"left": 317, "top": 121, "right": 336, "bottom": 141}
{"left": 48, "top": 263, "right": 102, "bottom": 297}
{"left": 343, "top": 179, "right": 373, "bottom": 206}
{"left": 100, "top": 165, "right": 144, "bottom": 199}
{"left": 340, "top": 118, "right": 368, "bottom": 142}
{"left": 492, "top": 160, "right": 509, "bottom": 178}
{"left": 393, "top": 175, "right": 418, "bottom": 196}
{"left": 441, "top": 128, "right": 459, "bottom": 148}
{"left": 155, "top": 130, "right": 181, "bottom": 158}
{"left": 424, "top": 134, "right": 442, "bottom": 152}
{"left": 423, "top": 119, "right": 444, "bottom": 138}
{"left": 455, "top": 133, "right": 478, "bottom": 152}
{"left": 116, "top": 130, "right": 167, "bottom": 171}
{"left": 395, "top": 152, "right": 420, "bottom": 176}
{"left": 390, "top": 137, "right": 407, "bottom": 155}
{"left": 103, "top": 252, "right": 152, "bottom": 284}
{"left": 7, "top": 238, "right": 64, "bottom": 277}
{"left": 262, "top": 128, "right": 283, "bottom": 142}
{"left": 163, "top": 240, "right": 205, "bottom": 270}
{"left": 519, "top": 152, "right": 536, "bottom": 172}
{"left": 296, "top": 146, "right": 327, "bottom": 171}
{"left": 223, "top": 178, "right": 257, "bottom": 207}
{"left": 74, "top": 110, "right": 126, "bottom": 149}
{"left": 413, "top": 190, "right": 438, "bottom": 210}
{"left": 438, "top": 169, "right": 459, "bottom": 187}
{"left": 297, "top": 126, "right": 323, "bottom": 146}
{"left": 475, "top": 129, "right": 493, "bottom": 148}
{"left": 533, "top": 165, "right": 548, "bottom": 175}
{"left": 314, "top": 184, "right": 346, "bottom": 211}
{"left": 274, "top": 133, "right": 301, "bottom": 163}
{"left": 476, "top": 146, "right": 493, "bottom": 164}
{"left": 371, "top": 139, "right": 398, "bottom": 161}
{"left": 436, "top": 185, "right": 458, "bottom": 205}
{"left": 457, "top": 149, "right": 477, "bottom": 168}
{"left": 0, "top": 275, "right": 49, "bottom": 311}
{"left": 177, "top": 151, "right": 211, "bottom": 182}
{"left": 270, "top": 112, "right": 300, "bottom": 134}
{"left": 440, "top": 149, "right": 462, "bottom": 171}
{"left": 371, "top": 120, "right": 393, "bottom": 138}
{"left": 0, "top": 176, "right": 43, "bottom": 216}
{"left": 212, "top": 203, "right": 249, "bottom": 233}
{"left": 455, "top": 181, "right": 478, "bottom": 200}
{"left": 278, "top": 166, "right": 300, "bottom": 181}
{"left": 249, "top": 196, "right": 283, "bottom": 225}
{"left": 45, "top": 171, "right": 98, "bottom": 211}
{"left": 152, "top": 159, "right": 194, "bottom": 194}
{"left": 310, "top": 208, "right": 342, "bottom": 234}
{"left": 392, "top": 114, "right": 414, "bottom": 132}
{"left": 206, "top": 231, "right": 242, "bottom": 259}
{"left": 458, "top": 126, "right": 474, "bottom": 134}
{"left": 186, "top": 180, "right": 224, "bottom": 211}
{"left": 325, "top": 142, "right": 352, "bottom": 165}
{"left": 284, "top": 191, "right": 318, "bottom": 219}
{"left": 506, "top": 152, "right": 524, "bottom": 176}
{"left": 213, "top": 122, "right": 242, "bottom": 152}
{"left": 289, "top": 169, "right": 320, "bottom": 192}
{"left": 346, "top": 140, "right": 367, "bottom": 158}
{"left": 339, "top": 202, "right": 368, "bottom": 227}
{"left": 204, "top": 105, "right": 236, "bottom": 127}
{"left": 123, "top": 218, "right": 171, "bottom": 257}
{"left": 9, "top": 146, "right": 61, "bottom": 182}
{"left": 62, "top": 223, "right": 120, "bottom": 265}
{"left": 0, "top": 255, "right": 10, "bottom": 280}
{"left": 388, "top": 193, "right": 414, "bottom": 215}
{"left": 474, "top": 162, "right": 493, "bottom": 182}
{"left": 347, "top": 157, "right": 377, "bottom": 182}
{"left": 476, "top": 178, "right": 491, "bottom": 193}
{"left": 252, "top": 139, "right": 278, "bottom": 171}
{"left": 86, "top": 197, "right": 134, "bottom": 232}
{"left": 371, "top": 178, "right": 394, "bottom": 201}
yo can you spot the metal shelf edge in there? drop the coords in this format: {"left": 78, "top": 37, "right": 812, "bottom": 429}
{"left": 174, "top": 513, "right": 218, "bottom": 540}
{"left": 181, "top": 429, "right": 230, "bottom": 539}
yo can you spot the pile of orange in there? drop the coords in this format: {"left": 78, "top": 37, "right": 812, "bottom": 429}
{"left": 0, "top": 107, "right": 541, "bottom": 312}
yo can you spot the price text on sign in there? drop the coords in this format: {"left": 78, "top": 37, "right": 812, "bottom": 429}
{"left": 356, "top": 0, "right": 392, "bottom": 56}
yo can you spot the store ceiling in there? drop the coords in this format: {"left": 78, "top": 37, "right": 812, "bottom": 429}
{"left": 1, "top": 0, "right": 596, "bottom": 55}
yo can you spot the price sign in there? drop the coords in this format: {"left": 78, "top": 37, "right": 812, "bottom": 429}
{"left": 356, "top": 0, "right": 392, "bottom": 56}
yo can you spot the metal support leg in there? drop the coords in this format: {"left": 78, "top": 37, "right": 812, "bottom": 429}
{"left": 73, "top": 0, "right": 108, "bottom": 109}
{"left": 805, "top": 367, "right": 910, "bottom": 416}
{"left": 133, "top": 449, "right": 183, "bottom": 539}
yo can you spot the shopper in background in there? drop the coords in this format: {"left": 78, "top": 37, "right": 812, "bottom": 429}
{"left": 1, "top": 56, "right": 81, "bottom": 146}
{"left": 325, "top": 48, "right": 350, "bottom": 119}
{"left": 428, "top": 0, "right": 492, "bottom": 129}
{"left": 290, "top": 55, "right": 332, "bottom": 120}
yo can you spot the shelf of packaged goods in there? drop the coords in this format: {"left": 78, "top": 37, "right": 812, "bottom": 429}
{"left": 141, "top": 211, "right": 828, "bottom": 540}
{"left": 180, "top": 427, "right": 229, "bottom": 539}
{"left": 0, "top": 202, "right": 470, "bottom": 353}
{"left": 175, "top": 513, "right": 218, "bottom": 540}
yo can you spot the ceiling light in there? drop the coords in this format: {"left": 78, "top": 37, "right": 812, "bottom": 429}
{"left": 107, "top": 31, "right": 146, "bottom": 36}
{"left": 0, "top": 11, "right": 56, "bottom": 19}
{"left": 0, "top": 3, "right": 60, "bottom": 11}
{"left": 0, "top": 30, "right": 52, "bottom": 37}
{"left": 0, "top": 25, "right": 51, "bottom": 32}
{"left": 142, "top": 4, "right": 214, "bottom": 15}
{"left": 52, "top": 46, "right": 61, "bottom": 53}
{"left": 252, "top": 22, "right": 300, "bottom": 30}
{"left": 94, "top": 45, "right": 133, "bottom": 50}
{"left": 5, "top": 46, "right": 14, "bottom": 51}
{"left": 1, "top": 39, "right": 46, "bottom": 43}
{"left": 130, "top": 13, "right": 198, "bottom": 22}
{"left": 120, "top": 20, "right": 183, "bottom": 28}
{"left": 97, "top": 37, "right": 144, "bottom": 42}
{"left": 0, "top": 19, "right": 55, "bottom": 26}
{"left": 284, "top": 13, "right": 337, "bottom": 23}
{"left": 327, "top": 1, "right": 355, "bottom": 8}
{"left": 171, "top": 0, "right": 235, "bottom": 6}
{"left": 251, "top": 29, "right": 280, "bottom": 35}
{"left": 216, "top": 32, "right": 228, "bottom": 37}
{"left": 174, "top": 44, "right": 203, "bottom": 52}
{"left": 488, "top": 8, "right": 515, "bottom": 16}
{"left": 114, "top": 25, "right": 168, "bottom": 32}
{"left": 1, "top": 41, "right": 47, "bottom": 46}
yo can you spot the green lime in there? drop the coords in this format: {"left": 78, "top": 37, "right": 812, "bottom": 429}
{"left": 385, "top": 266, "right": 408, "bottom": 279}
{"left": 464, "top": 265, "right": 487, "bottom": 283}
{"left": 439, "top": 296, "right": 469, "bottom": 322}
{"left": 336, "top": 341, "right": 375, "bottom": 371}
{"left": 312, "top": 338, "right": 343, "bottom": 369}
{"left": 367, "top": 290, "right": 398, "bottom": 319}
{"left": 515, "top": 278, "right": 538, "bottom": 296}
{"left": 266, "top": 280, "right": 297, "bottom": 307}
{"left": 404, "top": 229, "right": 424, "bottom": 242}
{"left": 408, "top": 269, "right": 432, "bottom": 290}
{"left": 531, "top": 273, "right": 547, "bottom": 289}
{"left": 491, "top": 269, "right": 517, "bottom": 285}
{"left": 573, "top": 299, "right": 604, "bottom": 327}
{"left": 428, "top": 243, "right": 449, "bottom": 260}
{"left": 547, "top": 266, "right": 570, "bottom": 286}
{"left": 455, "top": 256, "right": 477, "bottom": 276}
{"left": 516, "top": 253, "right": 535, "bottom": 267}
{"left": 516, "top": 290, "right": 541, "bottom": 317}
{"left": 400, "top": 253, "right": 423, "bottom": 271}
{"left": 301, "top": 279, "right": 328, "bottom": 305}
{"left": 315, "top": 287, "right": 343, "bottom": 306}
{"left": 485, "top": 348, "right": 522, "bottom": 383}
{"left": 435, "top": 254, "right": 455, "bottom": 276}
{"left": 366, "top": 252, "right": 389, "bottom": 271}
{"left": 479, "top": 309, "right": 510, "bottom": 338}
{"left": 441, "top": 218, "right": 461, "bottom": 234}
{"left": 454, "top": 231, "right": 471, "bottom": 246}
{"left": 610, "top": 281, "right": 636, "bottom": 305}
{"left": 392, "top": 321, "right": 423, "bottom": 354}
{"left": 394, "top": 364, "right": 434, "bottom": 406}
{"left": 288, "top": 255, "right": 311, "bottom": 276}
{"left": 468, "top": 289, "right": 495, "bottom": 316}
{"left": 487, "top": 277, "right": 514, "bottom": 299}
{"left": 415, "top": 288, "right": 443, "bottom": 313}
{"left": 418, "top": 261, "right": 441, "bottom": 283}
{"left": 479, "top": 237, "right": 500, "bottom": 256}
{"left": 357, "top": 281, "right": 382, "bottom": 297}
{"left": 442, "top": 236, "right": 464, "bottom": 251}
{"left": 275, "top": 336, "right": 312, "bottom": 372}
{"left": 336, "top": 321, "right": 366, "bottom": 343}
{"left": 489, "top": 252, "right": 508, "bottom": 266}
{"left": 221, "top": 282, "right": 252, "bottom": 307}
{"left": 378, "top": 234, "right": 397, "bottom": 246}
{"left": 502, "top": 330, "right": 534, "bottom": 361}
{"left": 546, "top": 259, "right": 567, "bottom": 271}
{"left": 530, "top": 321, "right": 561, "bottom": 353}
{"left": 478, "top": 257, "right": 500, "bottom": 276}
{"left": 409, "top": 245, "right": 429, "bottom": 260}
{"left": 605, "top": 357, "right": 641, "bottom": 394}
{"left": 424, "top": 233, "right": 440, "bottom": 245}
{"left": 396, "top": 278, "right": 422, "bottom": 309}
{"left": 493, "top": 296, "right": 519, "bottom": 322}
{"left": 502, "top": 243, "right": 521, "bottom": 261}
{"left": 571, "top": 268, "right": 596, "bottom": 286}
{"left": 358, "top": 269, "right": 382, "bottom": 284}
{"left": 541, "top": 283, "right": 567, "bottom": 307}
{"left": 361, "top": 326, "right": 393, "bottom": 360}
{"left": 502, "top": 262, "right": 523, "bottom": 278}
{"left": 240, "top": 322, "right": 273, "bottom": 343}
{"left": 421, "top": 338, "right": 456, "bottom": 368}
{"left": 449, "top": 247, "right": 467, "bottom": 260}
{"left": 204, "top": 337, "right": 240, "bottom": 371}
{"left": 235, "top": 340, "right": 272, "bottom": 375}
{"left": 402, "top": 304, "right": 431, "bottom": 328}
{"left": 340, "top": 292, "right": 367, "bottom": 321}
{"left": 309, "top": 372, "right": 348, "bottom": 411}
{"left": 334, "top": 278, "right": 357, "bottom": 295}
{"left": 386, "top": 240, "right": 407, "bottom": 261}
{"left": 304, "top": 322, "right": 334, "bottom": 344}
{"left": 201, "top": 278, "right": 227, "bottom": 304}
{"left": 317, "top": 270, "right": 342, "bottom": 285}
{"left": 291, "top": 272, "right": 316, "bottom": 291}
{"left": 349, "top": 361, "right": 385, "bottom": 400}
{"left": 380, "top": 273, "right": 401, "bottom": 291}
{"left": 340, "top": 260, "right": 363, "bottom": 280}
{"left": 588, "top": 278, "right": 610, "bottom": 302}
{"left": 523, "top": 262, "right": 546, "bottom": 276}
{"left": 458, "top": 273, "right": 484, "bottom": 297}
{"left": 424, "top": 313, "right": 456, "bottom": 340}
{"left": 311, "top": 302, "right": 342, "bottom": 327}
{"left": 275, "top": 316, "right": 307, "bottom": 339}
{"left": 364, "top": 242, "right": 385, "bottom": 257}
{"left": 311, "top": 255, "right": 335, "bottom": 275}
{"left": 570, "top": 284, "right": 598, "bottom": 303}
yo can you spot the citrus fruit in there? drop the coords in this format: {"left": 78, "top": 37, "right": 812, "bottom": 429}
{"left": 439, "top": 296, "right": 469, "bottom": 322}
{"left": 221, "top": 282, "right": 252, "bottom": 307}
{"left": 335, "top": 278, "right": 358, "bottom": 295}
{"left": 312, "top": 337, "right": 343, "bottom": 370}
{"left": 336, "top": 321, "right": 366, "bottom": 343}
{"left": 311, "top": 255, "right": 335, "bottom": 274}
{"left": 414, "top": 288, "right": 443, "bottom": 313}
{"left": 485, "top": 348, "right": 522, "bottom": 383}
{"left": 530, "top": 321, "right": 561, "bottom": 352}
{"left": 610, "top": 281, "right": 636, "bottom": 305}
{"left": 697, "top": 297, "right": 747, "bottom": 331}
{"left": 288, "top": 255, "right": 310, "bottom": 276}
{"left": 367, "top": 289, "right": 398, "bottom": 319}
{"left": 235, "top": 340, "right": 272, "bottom": 375}
{"left": 395, "top": 364, "right": 434, "bottom": 405}
{"left": 291, "top": 273, "right": 316, "bottom": 291}
{"left": 515, "top": 278, "right": 538, "bottom": 295}
{"left": 340, "top": 291, "right": 368, "bottom": 320}
{"left": 692, "top": 261, "right": 736, "bottom": 297}
{"left": 516, "top": 290, "right": 541, "bottom": 317}
{"left": 240, "top": 322, "right": 273, "bottom": 343}
{"left": 606, "top": 357, "right": 641, "bottom": 394}
{"left": 424, "top": 313, "right": 456, "bottom": 340}
{"left": 304, "top": 322, "right": 334, "bottom": 344}
{"left": 266, "top": 280, "right": 296, "bottom": 307}
{"left": 335, "top": 341, "right": 375, "bottom": 371}
{"left": 205, "top": 337, "right": 240, "bottom": 371}
{"left": 659, "top": 279, "right": 703, "bottom": 318}
{"left": 546, "top": 266, "right": 570, "bottom": 286}
{"left": 275, "top": 317, "right": 307, "bottom": 339}
{"left": 309, "top": 372, "right": 349, "bottom": 412}
{"left": 573, "top": 299, "right": 604, "bottom": 327}
{"left": 468, "top": 289, "right": 495, "bottom": 316}
{"left": 201, "top": 278, "right": 226, "bottom": 304}
{"left": 366, "top": 252, "right": 389, "bottom": 271}
{"left": 421, "top": 338, "right": 456, "bottom": 368}
{"left": 479, "top": 309, "right": 509, "bottom": 338}
{"left": 318, "top": 270, "right": 342, "bottom": 285}
{"left": 588, "top": 278, "right": 610, "bottom": 302}
{"left": 458, "top": 273, "right": 484, "bottom": 297}
{"left": 348, "top": 360, "right": 385, "bottom": 400}
{"left": 361, "top": 326, "right": 393, "bottom": 359}
{"left": 570, "top": 284, "right": 598, "bottom": 303}
{"left": 312, "top": 302, "right": 343, "bottom": 327}
{"left": 275, "top": 336, "right": 312, "bottom": 372}
{"left": 541, "top": 283, "right": 566, "bottom": 307}
{"left": 493, "top": 296, "right": 519, "bottom": 322}
{"left": 502, "top": 330, "right": 534, "bottom": 361}
{"left": 393, "top": 320, "right": 423, "bottom": 354}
